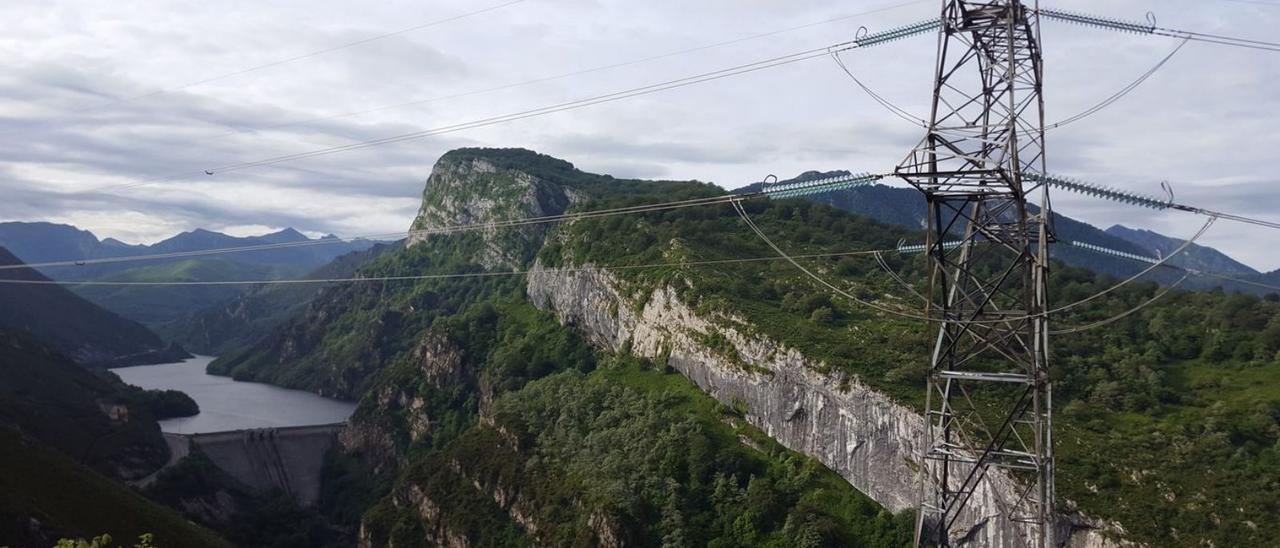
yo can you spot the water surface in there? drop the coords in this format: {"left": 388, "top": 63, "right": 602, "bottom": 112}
{"left": 112, "top": 355, "right": 356, "bottom": 433}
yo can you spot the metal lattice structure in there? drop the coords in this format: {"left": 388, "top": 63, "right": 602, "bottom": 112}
{"left": 895, "top": 1, "right": 1054, "bottom": 546}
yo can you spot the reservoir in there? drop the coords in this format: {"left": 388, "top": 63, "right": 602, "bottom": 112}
{"left": 112, "top": 355, "right": 356, "bottom": 433}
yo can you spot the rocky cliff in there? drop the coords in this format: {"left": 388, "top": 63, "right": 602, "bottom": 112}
{"left": 204, "top": 148, "right": 1279, "bottom": 547}
{"left": 527, "top": 262, "right": 1125, "bottom": 547}
{"left": 407, "top": 152, "right": 578, "bottom": 268}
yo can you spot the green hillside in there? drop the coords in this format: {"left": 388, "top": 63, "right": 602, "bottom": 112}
{"left": 0, "top": 330, "right": 225, "bottom": 546}
{"left": 73, "top": 258, "right": 298, "bottom": 327}
{"left": 208, "top": 149, "right": 1280, "bottom": 547}
{"left": 0, "top": 427, "right": 228, "bottom": 548}
{"left": 0, "top": 247, "right": 187, "bottom": 367}
{"left": 157, "top": 243, "right": 400, "bottom": 356}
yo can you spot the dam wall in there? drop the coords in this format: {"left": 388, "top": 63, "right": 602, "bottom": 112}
{"left": 189, "top": 423, "right": 343, "bottom": 505}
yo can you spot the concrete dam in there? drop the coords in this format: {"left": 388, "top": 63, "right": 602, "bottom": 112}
{"left": 185, "top": 423, "right": 344, "bottom": 505}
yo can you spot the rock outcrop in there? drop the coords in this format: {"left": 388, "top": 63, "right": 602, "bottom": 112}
{"left": 407, "top": 154, "right": 578, "bottom": 268}
{"left": 527, "top": 261, "right": 1124, "bottom": 547}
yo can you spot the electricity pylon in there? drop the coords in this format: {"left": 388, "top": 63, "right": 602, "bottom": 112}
{"left": 895, "top": 1, "right": 1054, "bottom": 546}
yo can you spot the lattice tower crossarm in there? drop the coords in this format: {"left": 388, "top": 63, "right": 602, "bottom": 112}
{"left": 894, "top": 1, "right": 1055, "bottom": 546}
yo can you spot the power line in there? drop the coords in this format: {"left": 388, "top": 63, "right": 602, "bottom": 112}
{"left": 74, "top": 0, "right": 527, "bottom": 112}
{"left": 1049, "top": 272, "right": 1192, "bottom": 335}
{"left": 831, "top": 35, "right": 1191, "bottom": 131}
{"left": 1047, "top": 36, "right": 1190, "bottom": 130}
{"left": 1067, "top": 239, "right": 1280, "bottom": 294}
{"left": 0, "top": 249, "right": 894, "bottom": 286}
{"left": 8, "top": 174, "right": 884, "bottom": 272}
{"left": 736, "top": 198, "right": 1221, "bottom": 325}
{"left": 1039, "top": 7, "right": 1280, "bottom": 52}
{"left": 1030, "top": 173, "right": 1280, "bottom": 231}
{"left": 80, "top": 22, "right": 933, "bottom": 195}
{"left": 206, "top": 0, "right": 932, "bottom": 141}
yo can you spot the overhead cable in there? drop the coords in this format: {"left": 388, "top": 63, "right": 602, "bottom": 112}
{"left": 1031, "top": 172, "right": 1280, "bottom": 231}
{"left": 0, "top": 249, "right": 899, "bottom": 287}
{"left": 208, "top": 0, "right": 934, "bottom": 140}
{"left": 831, "top": 33, "right": 1190, "bottom": 131}
{"left": 1048, "top": 273, "right": 1191, "bottom": 335}
{"left": 10, "top": 173, "right": 883, "bottom": 271}
{"left": 1066, "top": 239, "right": 1280, "bottom": 294}
{"left": 1046, "top": 37, "right": 1191, "bottom": 130}
{"left": 1039, "top": 7, "right": 1280, "bottom": 52}
{"left": 732, "top": 200, "right": 936, "bottom": 321}
{"left": 82, "top": 21, "right": 933, "bottom": 194}
{"left": 737, "top": 199, "right": 1219, "bottom": 324}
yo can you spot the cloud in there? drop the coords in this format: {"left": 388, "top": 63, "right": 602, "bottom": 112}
{"left": 0, "top": 0, "right": 1277, "bottom": 271}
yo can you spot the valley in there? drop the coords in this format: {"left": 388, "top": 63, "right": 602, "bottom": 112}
{"left": 6, "top": 3, "right": 1280, "bottom": 547}
{"left": 2, "top": 148, "right": 1277, "bottom": 547}
{"left": 112, "top": 356, "right": 355, "bottom": 433}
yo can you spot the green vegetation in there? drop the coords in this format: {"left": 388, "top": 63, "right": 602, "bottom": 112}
{"left": 0, "top": 247, "right": 178, "bottom": 367}
{"left": 480, "top": 361, "right": 914, "bottom": 547}
{"left": 53, "top": 533, "right": 157, "bottom": 548}
{"left": 358, "top": 296, "right": 912, "bottom": 547}
{"left": 212, "top": 149, "right": 1280, "bottom": 546}
{"left": 0, "top": 427, "right": 227, "bottom": 548}
{"left": 550, "top": 181, "right": 1280, "bottom": 545}
{"left": 74, "top": 258, "right": 297, "bottom": 326}
{"left": 119, "top": 389, "right": 198, "bottom": 420}
{"left": 159, "top": 243, "right": 398, "bottom": 356}
{"left": 0, "top": 330, "right": 171, "bottom": 477}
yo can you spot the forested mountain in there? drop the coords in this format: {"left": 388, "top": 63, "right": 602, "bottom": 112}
{"left": 0, "top": 247, "right": 188, "bottom": 366}
{"left": 737, "top": 171, "right": 1274, "bottom": 295}
{"left": 202, "top": 149, "right": 1280, "bottom": 547}
{"left": 0, "top": 330, "right": 224, "bottom": 547}
{"left": 72, "top": 259, "right": 288, "bottom": 326}
{"left": 158, "top": 242, "right": 401, "bottom": 356}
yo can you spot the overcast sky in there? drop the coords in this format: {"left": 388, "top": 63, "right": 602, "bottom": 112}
{"left": 2, "top": 0, "right": 1279, "bottom": 270}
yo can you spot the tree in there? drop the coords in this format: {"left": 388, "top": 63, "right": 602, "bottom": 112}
{"left": 54, "top": 534, "right": 157, "bottom": 548}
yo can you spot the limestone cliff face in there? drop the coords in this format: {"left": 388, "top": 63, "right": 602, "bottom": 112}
{"left": 526, "top": 261, "right": 1127, "bottom": 548}
{"left": 407, "top": 155, "right": 578, "bottom": 268}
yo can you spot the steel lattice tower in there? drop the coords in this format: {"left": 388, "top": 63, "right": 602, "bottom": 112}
{"left": 895, "top": 1, "right": 1054, "bottom": 546}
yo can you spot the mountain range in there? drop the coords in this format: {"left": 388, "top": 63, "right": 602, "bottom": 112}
{"left": 0, "top": 223, "right": 374, "bottom": 277}
{"left": 2, "top": 149, "right": 1277, "bottom": 547}
{"left": 0, "top": 222, "right": 381, "bottom": 326}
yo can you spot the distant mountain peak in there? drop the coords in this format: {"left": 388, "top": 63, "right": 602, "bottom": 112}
{"left": 1104, "top": 224, "right": 1258, "bottom": 276}
{"left": 272, "top": 227, "right": 306, "bottom": 238}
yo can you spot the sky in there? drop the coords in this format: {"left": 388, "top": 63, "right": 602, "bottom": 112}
{"left": 2, "top": 0, "right": 1279, "bottom": 270}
